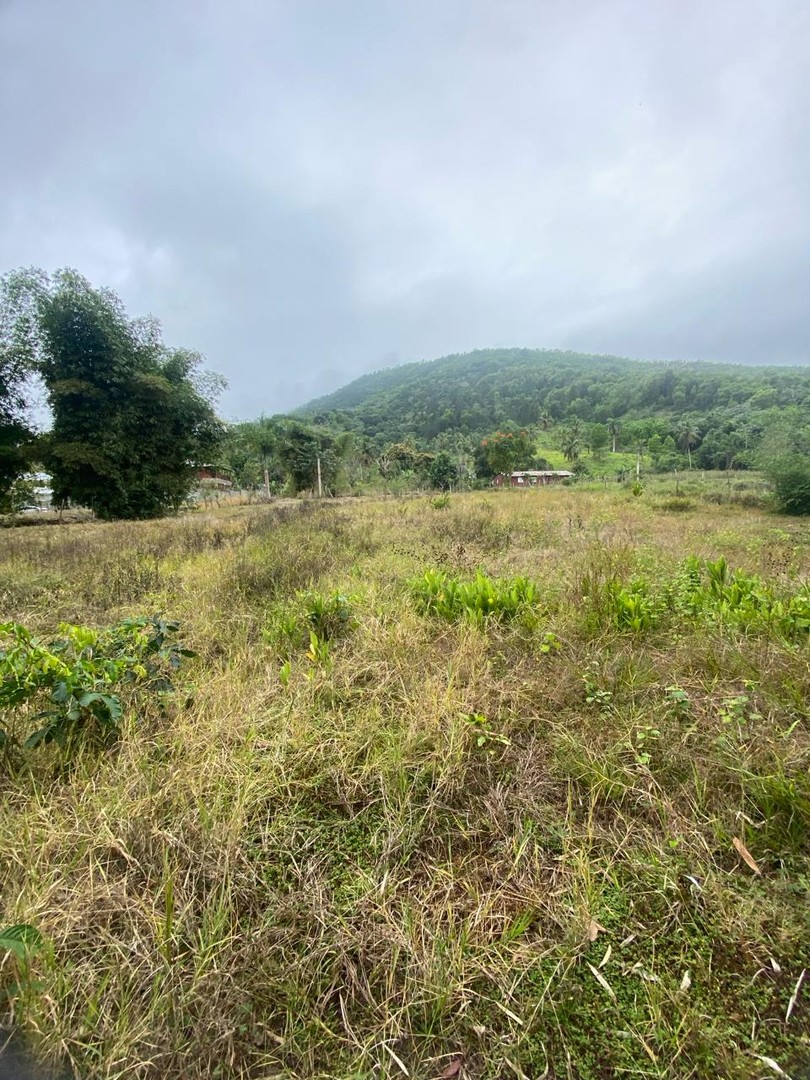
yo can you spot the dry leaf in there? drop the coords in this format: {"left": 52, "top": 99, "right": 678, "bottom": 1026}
{"left": 382, "top": 1044, "right": 410, "bottom": 1076}
{"left": 785, "top": 968, "right": 806, "bottom": 1023}
{"left": 770, "top": 957, "right": 782, "bottom": 974}
{"left": 587, "top": 918, "right": 607, "bottom": 941}
{"left": 493, "top": 1000, "right": 523, "bottom": 1026}
{"left": 599, "top": 944, "right": 612, "bottom": 969}
{"left": 680, "top": 970, "right": 692, "bottom": 991}
{"left": 733, "top": 836, "right": 761, "bottom": 876}
{"left": 441, "top": 1059, "right": 463, "bottom": 1079}
{"left": 751, "top": 1054, "right": 788, "bottom": 1076}
{"left": 587, "top": 961, "right": 617, "bottom": 1001}
{"left": 630, "top": 963, "right": 659, "bottom": 983}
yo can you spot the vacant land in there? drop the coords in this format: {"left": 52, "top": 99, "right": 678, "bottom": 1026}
{"left": 1, "top": 485, "right": 809, "bottom": 1079}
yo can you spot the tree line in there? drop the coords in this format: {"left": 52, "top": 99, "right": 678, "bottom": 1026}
{"left": 4, "top": 271, "right": 810, "bottom": 518}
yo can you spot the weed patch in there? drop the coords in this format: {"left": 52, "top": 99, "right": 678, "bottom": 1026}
{"left": 410, "top": 569, "right": 538, "bottom": 624}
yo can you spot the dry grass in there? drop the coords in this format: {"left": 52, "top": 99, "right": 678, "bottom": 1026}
{"left": 1, "top": 486, "right": 809, "bottom": 1079}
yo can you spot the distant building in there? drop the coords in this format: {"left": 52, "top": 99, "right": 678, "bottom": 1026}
{"left": 23, "top": 472, "right": 53, "bottom": 508}
{"left": 194, "top": 466, "right": 234, "bottom": 490}
{"left": 492, "top": 470, "right": 573, "bottom": 487}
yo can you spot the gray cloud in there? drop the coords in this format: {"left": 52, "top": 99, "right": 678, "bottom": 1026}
{"left": 2, "top": 0, "right": 808, "bottom": 417}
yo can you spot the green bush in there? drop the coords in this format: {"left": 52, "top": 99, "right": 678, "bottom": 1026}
{"left": 0, "top": 616, "right": 193, "bottom": 753}
{"left": 767, "top": 458, "right": 810, "bottom": 515}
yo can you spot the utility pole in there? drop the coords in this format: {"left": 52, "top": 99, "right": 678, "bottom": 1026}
{"left": 316, "top": 455, "right": 322, "bottom": 498}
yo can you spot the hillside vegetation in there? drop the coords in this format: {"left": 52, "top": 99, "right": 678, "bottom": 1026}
{"left": 1, "top": 485, "right": 809, "bottom": 1078}
{"left": 299, "top": 349, "right": 810, "bottom": 444}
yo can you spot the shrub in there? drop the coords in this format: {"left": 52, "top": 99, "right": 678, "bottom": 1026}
{"left": 303, "top": 591, "right": 357, "bottom": 641}
{"left": 0, "top": 616, "right": 193, "bottom": 753}
{"left": 766, "top": 458, "right": 810, "bottom": 515}
{"left": 657, "top": 496, "right": 694, "bottom": 512}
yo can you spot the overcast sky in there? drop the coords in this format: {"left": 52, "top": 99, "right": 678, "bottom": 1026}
{"left": 1, "top": 0, "right": 808, "bottom": 418}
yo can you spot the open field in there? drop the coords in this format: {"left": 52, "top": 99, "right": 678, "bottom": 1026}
{"left": 1, "top": 485, "right": 809, "bottom": 1079}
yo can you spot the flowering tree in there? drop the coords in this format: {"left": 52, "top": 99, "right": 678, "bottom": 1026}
{"left": 481, "top": 429, "right": 533, "bottom": 477}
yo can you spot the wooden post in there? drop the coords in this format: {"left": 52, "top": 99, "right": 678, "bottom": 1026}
{"left": 316, "top": 456, "right": 322, "bottom": 498}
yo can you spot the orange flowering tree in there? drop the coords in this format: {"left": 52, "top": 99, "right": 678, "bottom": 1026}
{"left": 481, "top": 428, "right": 533, "bottom": 477}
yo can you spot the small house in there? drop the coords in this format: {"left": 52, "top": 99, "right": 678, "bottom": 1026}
{"left": 492, "top": 470, "right": 573, "bottom": 488}
{"left": 194, "top": 466, "right": 234, "bottom": 490}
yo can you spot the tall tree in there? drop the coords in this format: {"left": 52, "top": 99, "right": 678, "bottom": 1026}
{"left": 274, "top": 420, "right": 338, "bottom": 495}
{"left": 481, "top": 428, "right": 533, "bottom": 477}
{"left": 607, "top": 418, "right": 621, "bottom": 454}
{"left": 677, "top": 421, "right": 700, "bottom": 469}
{"left": 559, "top": 421, "right": 583, "bottom": 463}
{"left": 2, "top": 268, "right": 224, "bottom": 519}
{"left": 0, "top": 269, "right": 43, "bottom": 505}
{"left": 243, "top": 415, "right": 277, "bottom": 497}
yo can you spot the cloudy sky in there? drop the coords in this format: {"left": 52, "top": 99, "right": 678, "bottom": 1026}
{"left": 1, "top": 0, "right": 808, "bottom": 418}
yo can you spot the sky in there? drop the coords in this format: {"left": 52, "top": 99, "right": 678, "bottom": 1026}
{"left": 1, "top": 0, "right": 808, "bottom": 419}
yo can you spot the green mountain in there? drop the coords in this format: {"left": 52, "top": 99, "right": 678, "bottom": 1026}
{"left": 299, "top": 348, "right": 810, "bottom": 445}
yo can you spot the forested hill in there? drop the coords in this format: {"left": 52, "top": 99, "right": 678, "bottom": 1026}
{"left": 299, "top": 349, "right": 810, "bottom": 444}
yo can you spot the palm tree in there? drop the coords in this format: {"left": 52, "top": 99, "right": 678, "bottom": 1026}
{"left": 677, "top": 422, "right": 700, "bottom": 469}
{"left": 246, "top": 416, "right": 277, "bottom": 498}
{"left": 607, "top": 418, "right": 621, "bottom": 454}
{"left": 559, "top": 423, "right": 582, "bottom": 463}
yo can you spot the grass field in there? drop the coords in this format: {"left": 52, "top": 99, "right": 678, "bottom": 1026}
{"left": 1, "top": 483, "right": 809, "bottom": 1079}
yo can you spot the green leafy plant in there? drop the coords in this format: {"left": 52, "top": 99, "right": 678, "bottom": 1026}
{"left": 0, "top": 923, "right": 44, "bottom": 1006}
{"left": 410, "top": 569, "right": 537, "bottom": 624}
{"left": 627, "top": 725, "right": 661, "bottom": 767}
{"left": 539, "top": 631, "right": 562, "bottom": 654}
{"left": 582, "top": 666, "right": 613, "bottom": 712}
{"left": 305, "top": 631, "right": 331, "bottom": 670}
{"left": 303, "top": 591, "right": 357, "bottom": 641}
{"left": 460, "top": 712, "right": 511, "bottom": 753}
{"left": 0, "top": 924, "right": 42, "bottom": 962}
{"left": 606, "top": 580, "right": 659, "bottom": 632}
{"left": 264, "top": 590, "right": 357, "bottom": 657}
{"left": 0, "top": 616, "right": 194, "bottom": 753}
{"left": 664, "top": 685, "right": 692, "bottom": 718}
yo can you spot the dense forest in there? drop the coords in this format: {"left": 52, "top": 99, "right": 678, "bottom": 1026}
{"left": 299, "top": 348, "right": 810, "bottom": 444}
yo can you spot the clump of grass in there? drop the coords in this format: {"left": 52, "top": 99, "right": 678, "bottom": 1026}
{"left": 263, "top": 589, "right": 359, "bottom": 662}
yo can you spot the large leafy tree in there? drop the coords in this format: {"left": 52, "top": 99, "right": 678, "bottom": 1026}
{"left": 0, "top": 269, "right": 43, "bottom": 505}
{"left": 759, "top": 411, "right": 810, "bottom": 515}
{"left": 1, "top": 268, "right": 224, "bottom": 519}
{"left": 242, "top": 415, "right": 278, "bottom": 497}
{"left": 274, "top": 420, "right": 339, "bottom": 495}
{"left": 481, "top": 428, "right": 534, "bottom": 477}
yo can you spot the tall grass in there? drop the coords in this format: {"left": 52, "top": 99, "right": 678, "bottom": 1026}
{"left": 0, "top": 489, "right": 808, "bottom": 1078}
